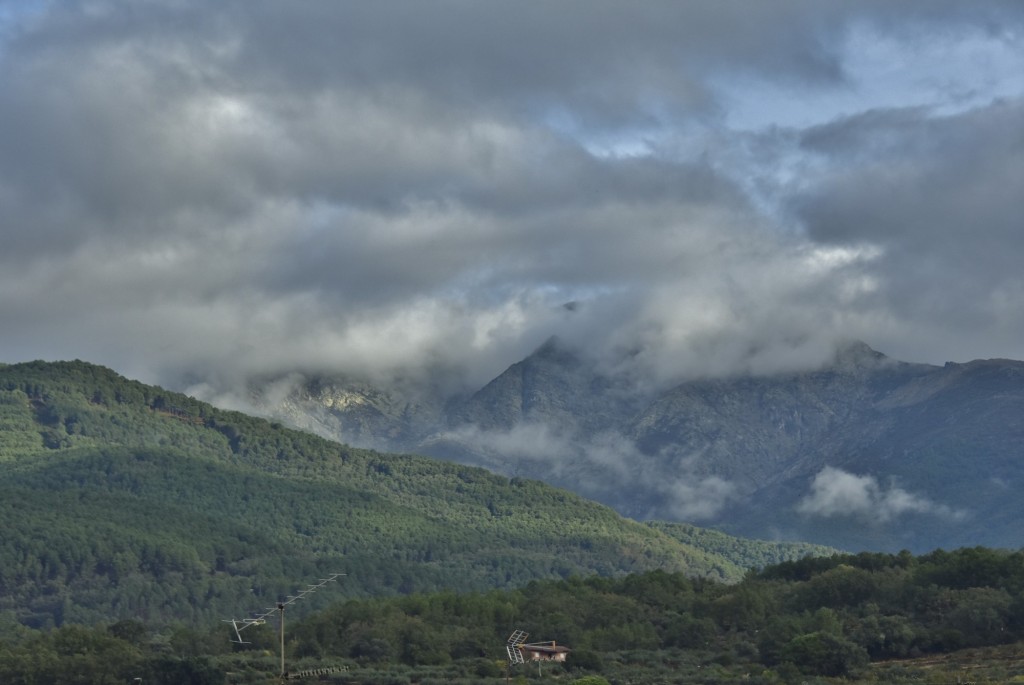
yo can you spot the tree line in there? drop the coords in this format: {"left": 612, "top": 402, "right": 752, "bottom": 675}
{"left": 2, "top": 547, "right": 1024, "bottom": 684}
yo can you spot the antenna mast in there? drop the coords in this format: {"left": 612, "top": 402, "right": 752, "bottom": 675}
{"left": 225, "top": 573, "right": 344, "bottom": 680}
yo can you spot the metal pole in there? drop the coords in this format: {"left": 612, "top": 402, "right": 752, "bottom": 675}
{"left": 278, "top": 602, "right": 285, "bottom": 679}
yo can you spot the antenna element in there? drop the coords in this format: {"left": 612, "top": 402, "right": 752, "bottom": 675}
{"left": 224, "top": 573, "right": 345, "bottom": 679}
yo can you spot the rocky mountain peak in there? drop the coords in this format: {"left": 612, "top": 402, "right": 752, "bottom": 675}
{"left": 829, "top": 339, "right": 890, "bottom": 371}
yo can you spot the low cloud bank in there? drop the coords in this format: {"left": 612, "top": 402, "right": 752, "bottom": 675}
{"left": 796, "top": 466, "right": 967, "bottom": 523}
{"left": 434, "top": 422, "right": 737, "bottom": 520}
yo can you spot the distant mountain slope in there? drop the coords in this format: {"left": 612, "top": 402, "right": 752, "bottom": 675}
{"left": 240, "top": 341, "right": 1024, "bottom": 553}
{"left": 646, "top": 521, "right": 842, "bottom": 571}
{"left": 0, "top": 360, "right": 798, "bottom": 630}
{"left": 445, "top": 337, "right": 643, "bottom": 434}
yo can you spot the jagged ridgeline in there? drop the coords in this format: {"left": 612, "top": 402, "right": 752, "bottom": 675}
{"left": 0, "top": 360, "right": 832, "bottom": 630}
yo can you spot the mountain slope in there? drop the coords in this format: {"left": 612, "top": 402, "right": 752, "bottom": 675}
{"left": 716, "top": 356, "right": 1024, "bottom": 551}
{"left": 240, "top": 341, "right": 1024, "bottom": 553}
{"left": 1, "top": 360, "right": 823, "bottom": 630}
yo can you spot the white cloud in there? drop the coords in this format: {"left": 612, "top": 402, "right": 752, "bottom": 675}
{"left": 796, "top": 466, "right": 967, "bottom": 523}
{"left": 662, "top": 475, "right": 737, "bottom": 521}
{"left": 427, "top": 420, "right": 738, "bottom": 520}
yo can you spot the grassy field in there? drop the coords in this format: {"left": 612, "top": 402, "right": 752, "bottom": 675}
{"left": 867, "top": 641, "right": 1024, "bottom": 684}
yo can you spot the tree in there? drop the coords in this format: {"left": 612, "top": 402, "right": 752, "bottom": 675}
{"left": 779, "top": 631, "right": 868, "bottom": 677}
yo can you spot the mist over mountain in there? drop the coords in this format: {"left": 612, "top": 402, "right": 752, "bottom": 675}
{"left": 232, "top": 340, "right": 1024, "bottom": 553}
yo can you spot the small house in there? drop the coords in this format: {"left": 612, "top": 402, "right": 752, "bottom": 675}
{"left": 520, "top": 641, "right": 571, "bottom": 663}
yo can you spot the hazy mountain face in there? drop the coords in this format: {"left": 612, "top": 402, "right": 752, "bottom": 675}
{"left": 242, "top": 340, "right": 1024, "bottom": 553}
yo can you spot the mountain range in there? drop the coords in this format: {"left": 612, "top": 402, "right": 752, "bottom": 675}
{"left": 0, "top": 360, "right": 829, "bottom": 630}
{"left": 239, "top": 340, "right": 1024, "bottom": 553}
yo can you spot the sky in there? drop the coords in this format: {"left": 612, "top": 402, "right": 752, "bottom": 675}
{"left": 1, "top": 0, "right": 1022, "bottom": 395}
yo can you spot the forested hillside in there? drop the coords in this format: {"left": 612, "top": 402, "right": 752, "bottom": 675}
{"left": 0, "top": 360, "right": 831, "bottom": 632}
{"left": 646, "top": 521, "right": 837, "bottom": 570}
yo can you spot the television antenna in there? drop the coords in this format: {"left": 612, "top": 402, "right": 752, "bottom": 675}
{"left": 505, "top": 629, "right": 528, "bottom": 684}
{"left": 225, "top": 572, "right": 344, "bottom": 680}
{"left": 505, "top": 629, "right": 528, "bottom": 665}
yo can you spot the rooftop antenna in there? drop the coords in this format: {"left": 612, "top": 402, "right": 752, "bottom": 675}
{"left": 225, "top": 573, "right": 344, "bottom": 681}
{"left": 505, "top": 629, "right": 527, "bottom": 682}
{"left": 505, "top": 629, "right": 528, "bottom": 665}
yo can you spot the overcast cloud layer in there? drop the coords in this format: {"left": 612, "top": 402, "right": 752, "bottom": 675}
{"left": 1, "top": 1, "right": 1022, "bottom": 392}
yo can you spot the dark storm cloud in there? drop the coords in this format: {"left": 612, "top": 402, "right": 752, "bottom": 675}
{"left": 798, "top": 101, "right": 1023, "bottom": 252}
{"left": 0, "top": 0, "right": 1021, "bottom": 389}
{"left": 791, "top": 99, "right": 1024, "bottom": 357}
{"left": 225, "top": 1, "right": 845, "bottom": 115}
